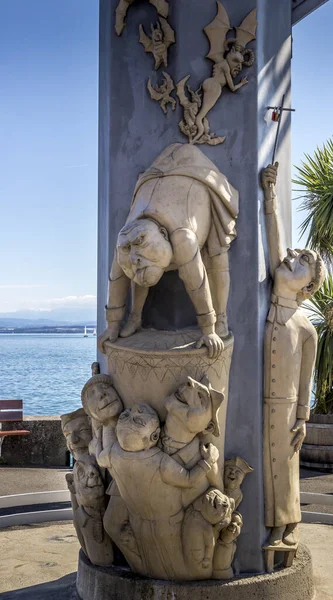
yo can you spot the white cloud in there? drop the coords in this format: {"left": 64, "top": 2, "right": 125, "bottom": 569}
{"left": 45, "top": 295, "right": 96, "bottom": 307}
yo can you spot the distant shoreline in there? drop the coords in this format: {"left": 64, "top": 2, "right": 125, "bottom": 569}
{"left": 0, "top": 326, "right": 96, "bottom": 334}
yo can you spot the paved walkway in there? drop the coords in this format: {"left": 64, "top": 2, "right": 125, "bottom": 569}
{"left": 0, "top": 521, "right": 332, "bottom": 599}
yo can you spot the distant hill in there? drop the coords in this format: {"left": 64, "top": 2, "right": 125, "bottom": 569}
{"left": 0, "top": 308, "right": 97, "bottom": 327}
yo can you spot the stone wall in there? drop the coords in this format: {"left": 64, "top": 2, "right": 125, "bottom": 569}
{"left": 1, "top": 416, "right": 68, "bottom": 467}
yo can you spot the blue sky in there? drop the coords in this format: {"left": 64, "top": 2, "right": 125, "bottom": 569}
{"left": 0, "top": 1, "right": 332, "bottom": 318}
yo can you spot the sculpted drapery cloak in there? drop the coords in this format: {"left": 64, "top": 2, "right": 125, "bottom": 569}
{"left": 129, "top": 143, "right": 239, "bottom": 256}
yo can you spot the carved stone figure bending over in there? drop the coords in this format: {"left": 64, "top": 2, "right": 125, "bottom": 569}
{"left": 98, "top": 143, "right": 239, "bottom": 359}
{"left": 261, "top": 163, "right": 326, "bottom": 547}
{"left": 96, "top": 403, "right": 220, "bottom": 580}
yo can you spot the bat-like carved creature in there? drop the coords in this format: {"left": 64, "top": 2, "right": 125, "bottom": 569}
{"left": 147, "top": 72, "right": 176, "bottom": 114}
{"left": 115, "top": 0, "right": 169, "bottom": 36}
{"left": 139, "top": 18, "right": 175, "bottom": 70}
{"left": 177, "top": 75, "right": 225, "bottom": 146}
{"left": 192, "top": 2, "right": 257, "bottom": 144}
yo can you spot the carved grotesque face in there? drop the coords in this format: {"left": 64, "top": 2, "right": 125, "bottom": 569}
{"left": 172, "top": 376, "right": 212, "bottom": 422}
{"left": 84, "top": 382, "right": 123, "bottom": 424}
{"left": 152, "top": 28, "right": 163, "bottom": 43}
{"left": 224, "top": 466, "right": 245, "bottom": 491}
{"left": 73, "top": 456, "right": 104, "bottom": 507}
{"left": 200, "top": 489, "right": 234, "bottom": 526}
{"left": 226, "top": 49, "right": 244, "bottom": 77}
{"left": 116, "top": 404, "right": 160, "bottom": 452}
{"left": 62, "top": 414, "right": 92, "bottom": 459}
{"left": 117, "top": 220, "right": 173, "bottom": 287}
{"left": 220, "top": 512, "right": 243, "bottom": 542}
{"left": 275, "top": 248, "right": 317, "bottom": 297}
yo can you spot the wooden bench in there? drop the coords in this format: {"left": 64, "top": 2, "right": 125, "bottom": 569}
{"left": 0, "top": 400, "right": 30, "bottom": 457}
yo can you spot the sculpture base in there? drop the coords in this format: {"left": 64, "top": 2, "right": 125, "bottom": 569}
{"left": 76, "top": 545, "right": 315, "bottom": 600}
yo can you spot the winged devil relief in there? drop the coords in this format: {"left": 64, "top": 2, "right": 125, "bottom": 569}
{"left": 176, "top": 75, "right": 226, "bottom": 146}
{"left": 177, "top": 2, "right": 257, "bottom": 146}
{"left": 147, "top": 72, "right": 176, "bottom": 114}
{"left": 139, "top": 18, "right": 175, "bottom": 70}
{"left": 115, "top": 0, "right": 169, "bottom": 36}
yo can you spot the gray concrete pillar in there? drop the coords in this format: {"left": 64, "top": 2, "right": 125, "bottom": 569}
{"left": 97, "top": 0, "right": 292, "bottom": 573}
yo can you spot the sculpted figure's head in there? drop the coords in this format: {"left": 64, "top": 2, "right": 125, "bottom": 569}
{"left": 116, "top": 404, "right": 160, "bottom": 452}
{"left": 167, "top": 375, "right": 224, "bottom": 437}
{"left": 117, "top": 219, "right": 173, "bottom": 287}
{"left": 61, "top": 408, "right": 92, "bottom": 459}
{"left": 73, "top": 455, "right": 105, "bottom": 508}
{"left": 194, "top": 488, "right": 235, "bottom": 527}
{"left": 226, "top": 47, "right": 244, "bottom": 77}
{"left": 81, "top": 374, "right": 123, "bottom": 425}
{"left": 224, "top": 457, "right": 253, "bottom": 492}
{"left": 275, "top": 248, "right": 326, "bottom": 305}
{"left": 220, "top": 511, "right": 243, "bottom": 543}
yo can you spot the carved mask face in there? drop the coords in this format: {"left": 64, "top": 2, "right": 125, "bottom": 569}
{"left": 275, "top": 248, "right": 317, "bottom": 296}
{"left": 221, "top": 512, "right": 243, "bottom": 542}
{"left": 226, "top": 49, "right": 244, "bottom": 77}
{"left": 116, "top": 404, "right": 160, "bottom": 452}
{"left": 62, "top": 415, "right": 92, "bottom": 459}
{"left": 170, "top": 376, "right": 213, "bottom": 429}
{"left": 224, "top": 466, "right": 245, "bottom": 491}
{"left": 84, "top": 382, "right": 123, "bottom": 424}
{"left": 201, "top": 489, "right": 234, "bottom": 526}
{"left": 74, "top": 457, "right": 104, "bottom": 507}
{"left": 117, "top": 220, "right": 173, "bottom": 287}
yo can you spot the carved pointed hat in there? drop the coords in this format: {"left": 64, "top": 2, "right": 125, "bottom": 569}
{"left": 225, "top": 456, "right": 254, "bottom": 474}
{"left": 201, "top": 375, "right": 224, "bottom": 437}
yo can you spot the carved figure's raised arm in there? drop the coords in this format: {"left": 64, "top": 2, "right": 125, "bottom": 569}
{"left": 261, "top": 163, "right": 285, "bottom": 277}
{"left": 225, "top": 68, "right": 248, "bottom": 93}
{"left": 160, "top": 443, "right": 219, "bottom": 488}
{"left": 98, "top": 252, "right": 131, "bottom": 353}
{"left": 171, "top": 228, "right": 223, "bottom": 358}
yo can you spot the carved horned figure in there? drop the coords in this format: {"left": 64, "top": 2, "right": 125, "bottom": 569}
{"left": 139, "top": 18, "right": 175, "bottom": 70}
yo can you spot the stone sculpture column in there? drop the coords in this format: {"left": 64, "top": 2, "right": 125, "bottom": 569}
{"left": 97, "top": 0, "right": 292, "bottom": 575}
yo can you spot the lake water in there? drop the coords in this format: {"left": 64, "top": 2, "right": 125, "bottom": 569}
{"left": 0, "top": 334, "right": 96, "bottom": 416}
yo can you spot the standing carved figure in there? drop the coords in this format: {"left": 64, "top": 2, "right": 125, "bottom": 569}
{"left": 192, "top": 3, "right": 257, "bottom": 144}
{"left": 115, "top": 0, "right": 169, "bottom": 36}
{"left": 213, "top": 511, "right": 243, "bottom": 579}
{"left": 261, "top": 163, "right": 326, "bottom": 547}
{"left": 224, "top": 456, "right": 253, "bottom": 509}
{"left": 139, "top": 18, "right": 175, "bottom": 70}
{"left": 98, "top": 143, "right": 239, "bottom": 359}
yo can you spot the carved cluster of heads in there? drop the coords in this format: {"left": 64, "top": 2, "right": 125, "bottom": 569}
{"left": 276, "top": 248, "right": 326, "bottom": 305}
{"left": 117, "top": 219, "right": 173, "bottom": 287}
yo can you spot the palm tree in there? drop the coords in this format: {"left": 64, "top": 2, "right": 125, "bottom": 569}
{"left": 294, "top": 138, "right": 333, "bottom": 414}
{"left": 293, "top": 138, "right": 333, "bottom": 263}
{"left": 306, "top": 274, "right": 333, "bottom": 414}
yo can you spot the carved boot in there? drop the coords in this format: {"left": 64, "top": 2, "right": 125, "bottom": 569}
{"left": 268, "top": 526, "right": 285, "bottom": 546}
{"left": 283, "top": 523, "right": 299, "bottom": 547}
{"left": 120, "top": 312, "right": 142, "bottom": 338}
{"left": 215, "top": 313, "right": 229, "bottom": 339}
